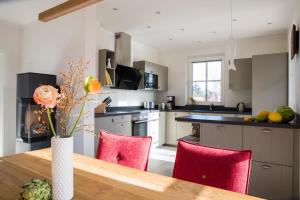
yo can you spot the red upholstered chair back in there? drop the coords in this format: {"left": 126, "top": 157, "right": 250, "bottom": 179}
{"left": 173, "top": 140, "right": 252, "bottom": 194}
{"left": 96, "top": 130, "right": 152, "bottom": 171}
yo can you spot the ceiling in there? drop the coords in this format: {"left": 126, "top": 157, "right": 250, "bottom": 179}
{"left": 96, "top": 0, "right": 293, "bottom": 50}
{"left": 0, "top": 0, "right": 294, "bottom": 50}
{"left": 0, "top": 0, "right": 65, "bottom": 25}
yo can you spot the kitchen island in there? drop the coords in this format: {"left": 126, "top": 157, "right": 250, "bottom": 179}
{"left": 0, "top": 149, "right": 263, "bottom": 200}
{"left": 175, "top": 114, "right": 299, "bottom": 200}
{"left": 175, "top": 114, "right": 300, "bottom": 128}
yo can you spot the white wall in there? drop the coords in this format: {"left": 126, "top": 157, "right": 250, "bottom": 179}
{"left": 287, "top": 0, "right": 300, "bottom": 197}
{"left": 158, "top": 34, "right": 288, "bottom": 107}
{"left": 20, "top": 8, "right": 161, "bottom": 157}
{"left": 0, "top": 53, "right": 4, "bottom": 156}
{"left": 21, "top": 12, "right": 85, "bottom": 74}
{"left": 288, "top": 0, "right": 300, "bottom": 113}
{"left": 0, "top": 20, "right": 22, "bottom": 156}
{"left": 95, "top": 25, "right": 160, "bottom": 107}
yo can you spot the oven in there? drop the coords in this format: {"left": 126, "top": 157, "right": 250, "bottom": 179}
{"left": 132, "top": 111, "right": 159, "bottom": 137}
{"left": 144, "top": 72, "right": 158, "bottom": 90}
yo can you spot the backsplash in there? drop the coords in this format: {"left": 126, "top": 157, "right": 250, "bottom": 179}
{"left": 100, "top": 88, "right": 157, "bottom": 107}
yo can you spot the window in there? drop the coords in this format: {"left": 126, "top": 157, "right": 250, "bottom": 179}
{"left": 189, "top": 58, "right": 223, "bottom": 104}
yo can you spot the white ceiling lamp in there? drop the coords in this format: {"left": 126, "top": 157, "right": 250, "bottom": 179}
{"left": 226, "top": 0, "right": 237, "bottom": 71}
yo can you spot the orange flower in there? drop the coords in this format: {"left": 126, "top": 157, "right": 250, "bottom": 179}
{"left": 84, "top": 76, "right": 101, "bottom": 94}
{"left": 33, "top": 85, "right": 59, "bottom": 108}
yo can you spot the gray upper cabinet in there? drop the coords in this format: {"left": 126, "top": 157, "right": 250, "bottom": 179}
{"left": 229, "top": 58, "right": 252, "bottom": 90}
{"left": 133, "top": 61, "right": 168, "bottom": 91}
{"left": 252, "top": 53, "right": 288, "bottom": 115}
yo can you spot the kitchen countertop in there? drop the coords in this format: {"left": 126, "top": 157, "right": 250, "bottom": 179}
{"left": 95, "top": 109, "right": 159, "bottom": 117}
{"left": 163, "top": 109, "right": 251, "bottom": 115}
{"left": 175, "top": 114, "right": 300, "bottom": 129}
{"left": 95, "top": 106, "right": 251, "bottom": 118}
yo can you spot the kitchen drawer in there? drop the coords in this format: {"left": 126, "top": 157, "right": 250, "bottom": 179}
{"left": 243, "top": 126, "right": 293, "bottom": 166}
{"left": 114, "top": 122, "right": 131, "bottom": 136}
{"left": 148, "top": 111, "right": 159, "bottom": 120}
{"left": 201, "top": 124, "right": 243, "bottom": 150}
{"left": 248, "top": 161, "right": 293, "bottom": 200}
{"left": 95, "top": 117, "right": 114, "bottom": 133}
{"left": 111, "top": 115, "right": 131, "bottom": 123}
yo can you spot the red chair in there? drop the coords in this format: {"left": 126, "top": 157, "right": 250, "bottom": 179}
{"left": 173, "top": 140, "right": 252, "bottom": 194}
{"left": 96, "top": 130, "right": 152, "bottom": 171}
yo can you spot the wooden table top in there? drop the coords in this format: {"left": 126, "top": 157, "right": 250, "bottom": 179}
{"left": 0, "top": 149, "right": 263, "bottom": 200}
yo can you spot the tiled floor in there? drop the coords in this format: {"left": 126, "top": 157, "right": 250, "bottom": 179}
{"left": 148, "top": 145, "right": 177, "bottom": 177}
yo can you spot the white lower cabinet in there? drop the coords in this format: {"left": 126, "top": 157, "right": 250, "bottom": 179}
{"left": 158, "top": 112, "right": 166, "bottom": 146}
{"left": 148, "top": 119, "right": 160, "bottom": 147}
{"left": 176, "top": 122, "right": 192, "bottom": 140}
{"left": 165, "top": 112, "right": 192, "bottom": 145}
{"left": 249, "top": 161, "right": 293, "bottom": 200}
{"left": 165, "top": 112, "right": 177, "bottom": 145}
{"left": 201, "top": 123, "right": 243, "bottom": 150}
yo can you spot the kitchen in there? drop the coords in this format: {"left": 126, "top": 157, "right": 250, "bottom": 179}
{"left": 0, "top": 0, "right": 299, "bottom": 200}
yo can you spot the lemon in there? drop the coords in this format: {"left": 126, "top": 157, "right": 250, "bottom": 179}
{"left": 268, "top": 112, "right": 282, "bottom": 123}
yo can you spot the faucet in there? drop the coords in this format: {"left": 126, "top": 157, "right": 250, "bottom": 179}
{"left": 209, "top": 103, "right": 214, "bottom": 111}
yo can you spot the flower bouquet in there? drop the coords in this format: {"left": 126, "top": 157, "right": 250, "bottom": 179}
{"left": 33, "top": 59, "right": 101, "bottom": 200}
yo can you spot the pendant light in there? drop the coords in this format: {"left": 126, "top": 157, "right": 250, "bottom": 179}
{"left": 227, "top": 0, "right": 237, "bottom": 71}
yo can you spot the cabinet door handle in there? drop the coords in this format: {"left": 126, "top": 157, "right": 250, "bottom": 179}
{"left": 262, "top": 129, "right": 272, "bottom": 134}
{"left": 112, "top": 118, "right": 114, "bottom": 123}
{"left": 261, "top": 164, "right": 272, "bottom": 169}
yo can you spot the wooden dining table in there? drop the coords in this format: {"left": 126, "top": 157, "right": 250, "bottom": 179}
{"left": 0, "top": 149, "right": 264, "bottom": 200}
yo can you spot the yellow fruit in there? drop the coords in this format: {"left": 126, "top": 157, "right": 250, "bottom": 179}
{"left": 268, "top": 112, "right": 282, "bottom": 123}
{"left": 243, "top": 116, "right": 254, "bottom": 122}
{"left": 255, "top": 114, "right": 268, "bottom": 122}
{"left": 259, "top": 110, "right": 270, "bottom": 117}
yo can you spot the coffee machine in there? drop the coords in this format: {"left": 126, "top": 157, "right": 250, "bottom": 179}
{"left": 166, "top": 96, "right": 175, "bottom": 110}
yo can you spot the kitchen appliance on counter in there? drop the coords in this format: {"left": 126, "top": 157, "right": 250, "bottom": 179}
{"left": 160, "top": 102, "right": 166, "bottom": 110}
{"left": 166, "top": 96, "right": 175, "bottom": 110}
{"left": 237, "top": 102, "right": 246, "bottom": 112}
{"left": 132, "top": 111, "right": 159, "bottom": 137}
{"left": 143, "top": 101, "right": 155, "bottom": 109}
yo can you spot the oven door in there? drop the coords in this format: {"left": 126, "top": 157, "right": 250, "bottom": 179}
{"left": 144, "top": 73, "right": 158, "bottom": 89}
{"left": 132, "top": 120, "right": 148, "bottom": 137}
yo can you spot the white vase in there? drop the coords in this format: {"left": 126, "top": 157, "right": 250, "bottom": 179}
{"left": 51, "top": 137, "right": 74, "bottom": 200}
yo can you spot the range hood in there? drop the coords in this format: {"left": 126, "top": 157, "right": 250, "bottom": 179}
{"left": 115, "top": 32, "right": 131, "bottom": 66}
{"left": 113, "top": 32, "right": 142, "bottom": 90}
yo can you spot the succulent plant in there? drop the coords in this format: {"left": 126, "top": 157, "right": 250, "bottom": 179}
{"left": 20, "top": 179, "right": 51, "bottom": 200}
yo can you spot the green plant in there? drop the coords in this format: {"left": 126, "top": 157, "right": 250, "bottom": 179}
{"left": 20, "top": 179, "right": 51, "bottom": 200}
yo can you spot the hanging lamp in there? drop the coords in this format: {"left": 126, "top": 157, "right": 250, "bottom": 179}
{"left": 227, "top": 0, "right": 237, "bottom": 71}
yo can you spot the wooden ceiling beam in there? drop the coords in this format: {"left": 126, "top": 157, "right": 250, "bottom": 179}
{"left": 39, "top": 0, "right": 103, "bottom": 22}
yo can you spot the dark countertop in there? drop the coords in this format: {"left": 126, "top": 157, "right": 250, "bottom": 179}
{"left": 95, "top": 106, "right": 251, "bottom": 118}
{"left": 163, "top": 109, "right": 251, "bottom": 115}
{"left": 95, "top": 109, "right": 159, "bottom": 117}
{"left": 175, "top": 114, "right": 300, "bottom": 129}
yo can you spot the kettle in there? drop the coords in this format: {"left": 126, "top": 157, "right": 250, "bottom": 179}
{"left": 237, "top": 102, "right": 246, "bottom": 112}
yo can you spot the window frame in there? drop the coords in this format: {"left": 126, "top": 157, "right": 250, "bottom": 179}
{"left": 187, "top": 55, "right": 225, "bottom": 105}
